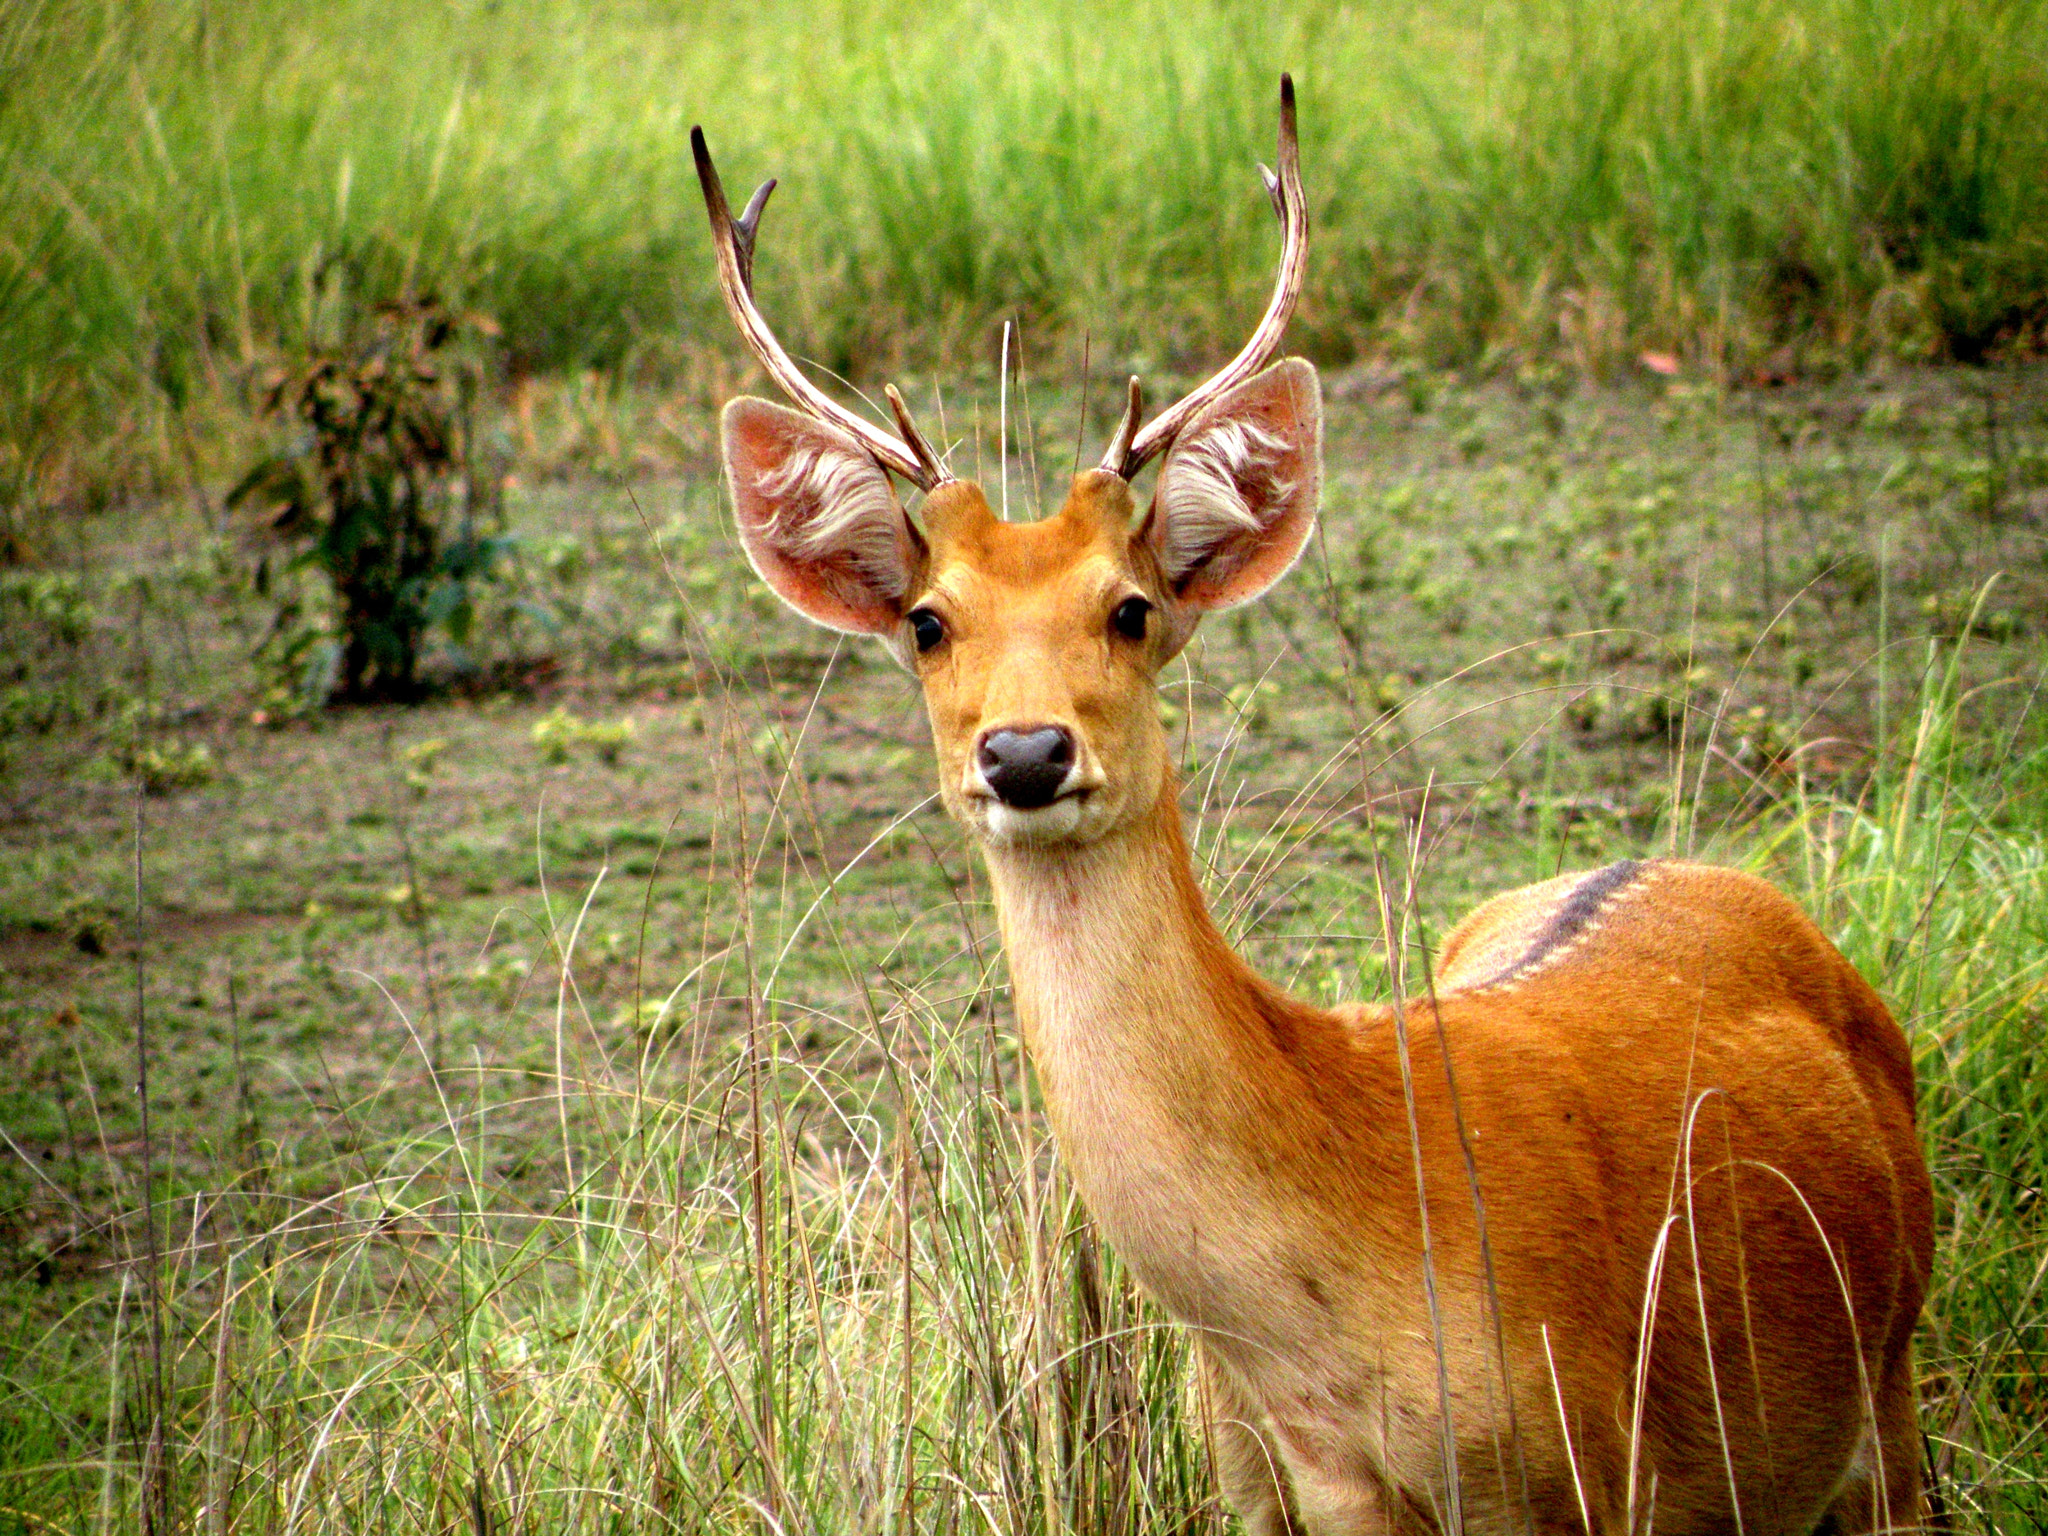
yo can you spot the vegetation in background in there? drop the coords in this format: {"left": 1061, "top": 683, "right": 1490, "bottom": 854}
{"left": 224, "top": 297, "right": 505, "bottom": 704}
{"left": 4, "top": 0, "right": 2048, "bottom": 518}
{"left": 0, "top": 367, "right": 2041, "bottom": 1529}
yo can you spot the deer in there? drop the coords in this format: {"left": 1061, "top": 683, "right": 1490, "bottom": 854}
{"left": 689, "top": 77, "right": 1933, "bottom": 1536}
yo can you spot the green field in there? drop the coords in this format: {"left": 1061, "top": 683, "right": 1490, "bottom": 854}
{"left": 5, "top": 0, "right": 2048, "bottom": 525}
{"left": 2, "top": 0, "right": 2047, "bottom": 1529}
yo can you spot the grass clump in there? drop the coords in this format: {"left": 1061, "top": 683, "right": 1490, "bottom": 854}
{"left": 0, "top": 761, "right": 1219, "bottom": 1533}
{"left": 115, "top": 739, "right": 217, "bottom": 796}
{"left": 532, "top": 707, "right": 636, "bottom": 766}
{"left": 1763, "top": 641, "right": 2048, "bottom": 1529}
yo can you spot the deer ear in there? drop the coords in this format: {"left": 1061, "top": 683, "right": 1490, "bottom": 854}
{"left": 722, "top": 397, "right": 927, "bottom": 635}
{"left": 1141, "top": 358, "right": 1320, "bottom": 612}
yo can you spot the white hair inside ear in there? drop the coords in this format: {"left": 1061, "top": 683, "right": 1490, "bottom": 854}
{"left": 1146, "top": 358, "right": 1321, "bottom": 612}
{"left": 754, "top": 443, "right": 915, "bottom": 599}
{"left": 1153, "top": 416, "right": 1298, "bottom": 584}
{"left": 722, "top": 397, "right": 927, "bottom": 638}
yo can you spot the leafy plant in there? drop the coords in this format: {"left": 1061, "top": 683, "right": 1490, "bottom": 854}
{"left": 228, "top": 297, "right": 509, "bottom": 703}
{"left": 531, "top": 706, "right": 635, "bottom": 766}
{"left": 115, "top": 740, "right": 217, "bottom": 796}
{"left": 0, "top": 571, "right": 95, "bottom": 645}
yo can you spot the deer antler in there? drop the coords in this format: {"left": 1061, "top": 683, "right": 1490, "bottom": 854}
{"left": 692, "top": 127, "right": 950, "bottom": 491}
{"left": 1100, "top": 74, "right": 1308, "bottom": 482}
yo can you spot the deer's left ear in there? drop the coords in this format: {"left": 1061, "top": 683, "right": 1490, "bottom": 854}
{"left": 1140, "top": 358, "right": 1320, "bottom": 611}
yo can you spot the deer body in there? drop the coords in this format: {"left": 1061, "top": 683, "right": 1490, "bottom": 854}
{"left": 992, "top": 786, "right": 1928, "bottom": 1534}
{"left": 692, "top": 81, "right": 1931, "bottom": 1534}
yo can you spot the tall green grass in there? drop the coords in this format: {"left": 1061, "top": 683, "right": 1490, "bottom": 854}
{"left": 5, "top": 0, "right": 2047, "bottom": 505}
{"left": 1761, "top": 637, "right": 2048, "bottom": 1530}
{"left": 0, "top": 690, "right": 1226, "bottom": 1531}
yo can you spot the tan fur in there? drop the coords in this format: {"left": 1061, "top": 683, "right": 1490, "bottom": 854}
{"left": 718, "top": 367, "right": 1933, "bottom": 1536}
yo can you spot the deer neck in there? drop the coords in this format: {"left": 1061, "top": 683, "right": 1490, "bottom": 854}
{"left": 980, "top": 774, "right": 1391, "bottom": 1324}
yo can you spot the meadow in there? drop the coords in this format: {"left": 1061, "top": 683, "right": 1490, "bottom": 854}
{"left": 4, "top": 0, "right": 2048, "bottom": 530}
{"left": 2, "top": 0, "right": 2047, "bottom": 1529}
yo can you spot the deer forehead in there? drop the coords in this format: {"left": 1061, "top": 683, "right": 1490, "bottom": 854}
{"left": 920, "top": 475, "right": 1146, "bottom": 617}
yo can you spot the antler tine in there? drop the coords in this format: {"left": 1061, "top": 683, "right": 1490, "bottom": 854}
{"left": 1103, "top": 73, "right": 1308, "bottom": 480}
{"left": 1100, "top": 376, "right": 1144, "bottom": 476}
{"left": 692, "top": 126, "right": 945, "bottom": 490}
{"left": 885, "top": 385, "right": 948, "bottom": 486}
{"left": 732, "top": 178, "right": 775, "bottom": 291}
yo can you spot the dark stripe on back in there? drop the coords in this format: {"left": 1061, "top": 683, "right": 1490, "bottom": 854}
{"left": 1473, "top": 859, "right": 1645, "bottom": 989}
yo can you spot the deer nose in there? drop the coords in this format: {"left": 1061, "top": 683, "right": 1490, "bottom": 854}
{"left": 976, "top": 727, "right": 1076, "bottom": 810}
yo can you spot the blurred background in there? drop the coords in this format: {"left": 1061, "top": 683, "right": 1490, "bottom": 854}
{"left": 4, "top": 0, "right": 2046, "bottom": 518}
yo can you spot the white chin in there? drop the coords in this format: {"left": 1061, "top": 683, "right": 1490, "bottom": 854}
{"left": 982, "top": 797, "right": 1085, "bottom": 845}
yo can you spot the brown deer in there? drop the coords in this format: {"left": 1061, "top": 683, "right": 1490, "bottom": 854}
{"left": 690, "top": 78, "right": 1932, "bottom": 1536}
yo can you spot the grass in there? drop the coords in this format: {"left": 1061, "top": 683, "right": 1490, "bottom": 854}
{"left": 1763, "top": 638, "right": 2048, "bottom": 1528}
{"left": 0, "top": 364, "right": 2043, "bottom": 1529}
{"left": 5, "top": 0, "right": 2048, "bottom": 524}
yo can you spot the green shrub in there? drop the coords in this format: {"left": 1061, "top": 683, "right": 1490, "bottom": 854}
{"left": 532, "top": 707, "right": 636, "bottom": 766}
{"left": 227, "top": 298, "right": 509, "bottom": 703}
{"left": 118, "top": 740, "right": 217, "bottom": 796}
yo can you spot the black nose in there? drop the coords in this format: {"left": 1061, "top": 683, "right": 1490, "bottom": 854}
{"left": 977, "top": 727, "right": 1076, "bottom": 810}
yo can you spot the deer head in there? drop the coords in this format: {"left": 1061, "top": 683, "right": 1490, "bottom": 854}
{"left": 694, "top": 78, "right": 1317, "bottom": 848}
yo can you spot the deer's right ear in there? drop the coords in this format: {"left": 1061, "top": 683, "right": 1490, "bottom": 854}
{"left": 722, "top": 398, "right": 928, "bottom": 635}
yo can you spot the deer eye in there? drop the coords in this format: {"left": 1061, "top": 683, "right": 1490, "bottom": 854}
{"left": 908, "top": 608, "right": 946, "bottom": 653}
{"left": 1111, "top": 596, "right": 1151, "bottom": 642}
